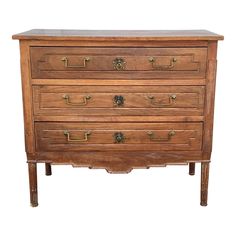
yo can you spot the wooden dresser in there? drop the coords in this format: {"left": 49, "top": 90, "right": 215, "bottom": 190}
{"left": 12, "top": 29, "right": 223, "bottom": 207}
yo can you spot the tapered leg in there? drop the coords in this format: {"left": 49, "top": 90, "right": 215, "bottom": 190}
{"left": 28, "top": 163, "right": 38, "bottom": 207}
{"left": 189, "top": 163, "right": 195, "bottom": 175}
{"left": 45, "top": 163, "right": 52, "bottom": 176}
{"left": 200, "top": 162, "right": 210, "bottom": 206}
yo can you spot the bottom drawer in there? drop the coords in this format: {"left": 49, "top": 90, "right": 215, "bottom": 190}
{"left": 35, "top": 122, "right": 203, "bottom": 151}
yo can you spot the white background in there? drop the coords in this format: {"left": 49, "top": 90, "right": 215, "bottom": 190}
{"left": 0, "top": 0, "right": 235, "bottom": 235}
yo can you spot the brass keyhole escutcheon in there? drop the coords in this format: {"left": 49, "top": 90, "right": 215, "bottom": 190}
{"left": 114, "top": 132, "right": 125, "bottom": 143}
{"left": 113, "top": 95, "right": 125, "bottom": 106}
{"left": 113, "top": 58, "right": 126, "bottom": 70}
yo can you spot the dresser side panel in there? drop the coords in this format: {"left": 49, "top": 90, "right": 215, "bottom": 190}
{"left": 19, "top": 41, "right": 35, "bottom": 154}
{"left": 202, "top": 41, "right": 218, "bottom": 159}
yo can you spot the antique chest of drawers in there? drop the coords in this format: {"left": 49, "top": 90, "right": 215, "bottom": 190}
{"left": 12, "top": 29, "right": 223, "bottom": 207}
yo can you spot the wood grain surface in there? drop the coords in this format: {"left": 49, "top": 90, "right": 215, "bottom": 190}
{"left": 12, "top": 29, "right": 224, "bottom": 41}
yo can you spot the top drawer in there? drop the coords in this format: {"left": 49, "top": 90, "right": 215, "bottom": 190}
{"left": 30, "top": 47, "right": 207, "bottom": 79}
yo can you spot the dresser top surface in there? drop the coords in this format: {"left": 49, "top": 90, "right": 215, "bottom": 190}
{"left": 12, "top": 29, "right": 223, "bottom": 41}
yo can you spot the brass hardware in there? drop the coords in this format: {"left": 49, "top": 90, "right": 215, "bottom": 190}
{"left": 148, "top": 57, "right": 177, "bottom": 70}
{"left": 113, "top": 95, "right": 125, "bottom": 106}
{"left": 147, "top": 130, "right": 176, "bottom": 142}
{"left": 64, "top": 130, "right": 91, "bottom": 142}
{"left": 147, "top": 94, "right": 177, "bottom": 106}
{"left": 61, "top": 57, "right": 90, "bottom": 68}
{"left": 113, "top": 132, "right": 125, "bottom": 143}
{"left": 62, "top": 94, "right": 91, "bottom": 106}
{"left": 113, "top": 58, "right": 126, "bottom": 70}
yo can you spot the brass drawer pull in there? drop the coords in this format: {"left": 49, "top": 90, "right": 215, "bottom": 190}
{"left": 113, "top": 58, "right": 126, "bottom": 70}
{"left": 147, "top": 94, "right": 177, "bottom": 106}
{"left": 62, "top": 94, "right": 91, "bottom": 106}
{"left": 113, "top": 95, "right": 125, "bottom": 106}
{"left": 64, "top": 130, "right": 91, "bottom": 142}
{"left": 147, "top": 130, "right": 175, "bottom": 142}
{"left": 61, "top": 57, "right": 90, "bottom": 68}
{"left": 148, "top": 57, "right": 177, "bottom": 70}
{"left": 114, "top": 132, "right": 125, "bottom": 143}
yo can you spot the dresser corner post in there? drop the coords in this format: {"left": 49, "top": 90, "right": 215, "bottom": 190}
{"left": 45, "top": 163, "right": 52, "bottom": 176}
{"left": 28, "top": 162, "right": 38, "bottom": 207}
{"left": 199, "top": 40, "right": 218, "bottom": 206}
{"left": 200, "top": 162, "right": 210, "bottom": 206}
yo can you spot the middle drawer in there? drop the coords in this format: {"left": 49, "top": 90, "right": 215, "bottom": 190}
{"left": 33, "top": 85, "right": 205, "bottom": 116}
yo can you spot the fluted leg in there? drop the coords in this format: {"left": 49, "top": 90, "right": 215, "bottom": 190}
{"left": 189, "top": 163, "right": 195, "bottom": 175}
{"left": 28, "top": 163, "right": 38, "bottom": 207}
{"left": 45, "top": 163, "right": 52, "bottom": 176}
{"left": 200, "top": 162, "right": 210, "bottom": 206}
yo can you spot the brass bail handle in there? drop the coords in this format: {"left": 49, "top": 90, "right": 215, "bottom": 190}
{"left": 64, "top": 130, "right": 91, "bottom": 142}
{"left": 61, "top": 57, "right": 90, "bottom": 68}
{"left": 147, "top": 130, "right": 176, "bottom": 142}
{"left": 62, "top": 94, "right": 91, "bottom": 106}
{"left": 147, "top": 94, "right": 177, "bottom": 106}
{"left": 149, "top": 57, "right": 177, "bottom": 70}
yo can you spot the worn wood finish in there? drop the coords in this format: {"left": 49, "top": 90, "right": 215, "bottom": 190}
{"left": 34, "top": 115, "right": 204, "bottom": 122}
{"left": 25, "top": 39, "right": 211, "bottom": 48}
{"left": 13, "top": 29, "right": 223, "bottom": 206}
{"left": 32, "top": 150, "right": 203, "bottom": 162}
{"left": 31, "top": 79, "right": 206, "bottom": 86}
{"left": 12, "top": 29, "right": 224, "bottom": 41}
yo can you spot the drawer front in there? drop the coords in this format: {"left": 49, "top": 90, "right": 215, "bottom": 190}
{"left": 35, "top": 122, "right": 203, "bottom": 151}
{"left": 31, "top": 47, "right": 207, "bottom": 79}
{"left": 33, "top": 85, "right": 205, "bottom": 116}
